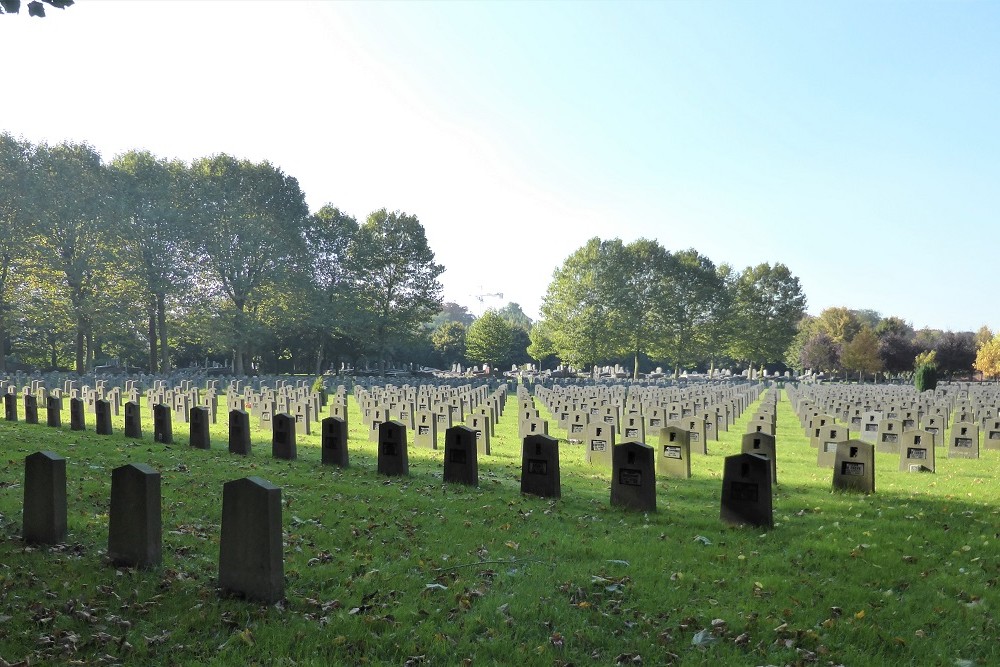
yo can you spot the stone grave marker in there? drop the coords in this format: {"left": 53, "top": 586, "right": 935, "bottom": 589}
{"left": 377, "top": 420, "right": 409, "bottom": 476}
{"left": 465, "top": 413, "right": 491, "bottom": 456}
{"left": 720, "top": 453, "right": 773, "bottom": 528}
{"left": 919, "top": 415, "right": 943, "bottom": 447}
{"left": 832, "top": 440, "right": 875, "bottom": 494}
{"left": 321, "top": 416, "right": 348, "bottom": 467}
{"left": 70, "top": 397, "right": 85, "bottom": 431}
{"left": 610, "top": 441, "right": 656, "bottom": 512}
{"left": 520, "top": 434, "right": 560, "bottom": 498}
{"left": 95, "top": 399, "right": 113, "bottom": 435}
{"left": 272, "top": 413, "right": 297, "bottom": 460}
{"left": 293, "top": 401, "right": 311, "bottom": 436}
{"left": 817, "top": 425, "right": 850, "bottom": 468}
{"left": 414, "top": 410, "right": 438, "bottom": 449}
{"left": 984, "top": 419, "right": 1000, "bottom": 451}
{"left": 621, "top": 414, "right": 645, "bottom": 442}
{"left": 368, "top": 406, "right": 387, "bottom": 442}
{"left": 899, "top": 430, "right": 935, "bottom": 472}
{"left": 108, "top": 463, "right": 161, "bottom": 568}
{"left": 23, "top": 451, "right": 67, "bottom": 545}
{"left": 949, "top": 422, "right": 979, "bottom": 459}
{"left": 443, "top": 425, "right": 479, "bottom": 487}
{"left": 190, "top": 406, "right": 211, "bottom": 449}
{"left": 124, "top": 401, "right": 142, "bottom": 438}
{"left": 45, "top": 395, "right": 61, "bottom": 428}
{"left": 859, "top": 411, "right": 882, "bottom": 442}
{"left": 218, "top": 477, "right": 284, "bottom": 604}
{"left": 585, "top": 422, "right": 615, "bottom": 467}
{"left": 24, "top": 393, "right": 38, "bottom": 424}
{"left": 741, "top": 432, "right": 777, "bottom": 484}
{"left": 153, "top": 404, "right": 173, "bottom": 444}
{"left": 876, "top": 418, "right": 902, "bottom": 454}
{"left": 3, "top": 392, "right": 16, "bottom": 421}
{"left": 657, "top": 426, "right": 691, "bottom": 479}
{"left": 229, "top": 409, "right": 252, "bottom": 455}
{"left": 522, "top": 418, "right": 548, "bottom": 440}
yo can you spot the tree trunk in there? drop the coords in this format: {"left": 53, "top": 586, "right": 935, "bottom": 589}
{"left": 633, "top": 351, "right": 640, "bottom": 380}
{"left": 157, "top": 292, "right": 170, "bottom": 373}
{"left": 233, "top": 299, "right": 245, "bottom": 376}
{"left": 0, "top": 323, "right": 6, "bottom": 372}
{"left": 148, "top": 295, "right": 158, "bottom": 373}
{"left": 86, "top": 329, "right": 95, "bottom": 371}
{"left": 313, "top": 346, "right": 324, "bottom": 375}
{"left": 75, "top": 326, "right": 85, "bottom": 375}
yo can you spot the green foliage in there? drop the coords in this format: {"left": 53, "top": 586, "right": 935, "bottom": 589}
{"left": 526, "top": 320, "right": 557, "bottom": 368}
{"left": 974, "top": 335, "right": 1000, "bottom": 379}
{"left": 727, "top": 262, "right": 806, "bottom": 368}
{"left": 840, "top": 325, "right": 883, "bottom": 380}
{"left": 914, "top": 363, "right": 938, "bottom": 392}
{"left": 431, "top": 320, "right": 466, "bottom": 367}
{"left": 464, "top": 309, "right": 513, "bottom": 370}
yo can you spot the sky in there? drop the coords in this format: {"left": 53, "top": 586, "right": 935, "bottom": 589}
{"left": 2, "top": 1, "right": 999, "bottom": 332}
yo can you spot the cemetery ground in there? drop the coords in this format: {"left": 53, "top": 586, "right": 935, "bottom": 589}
{"left": 0, "top": 391, "right": 998, "bottom": 666}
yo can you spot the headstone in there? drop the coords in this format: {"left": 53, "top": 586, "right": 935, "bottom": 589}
{"left": 610, "top": 441, "right": 656, "bottom": 512}
{"left": 24, "top": 393, "right": 38, "bottom": 424}
{"left": 321, "top": 416, "right": 349, "bottom": 467}
{"left": 124, "top": 401, "right": 142, "bottom": 438}
{"left": 621, "top": 414, "right": 645, "bottom": 442}
{"left": 720, "top": 453, "right": 773, "bottom": 528}
{"left": 45, "top": 395, "right": 61, "bottom": 428}
{"left": 271, "top": 413, "right": 297, "bottom": 460}
{"left": 189, "top": 406, "right": 211, "bottom": 449}
{"left": 656, "top": 426, "right": 691, "bottom": 479}
{"left": 443, "top": 425, "right": 479, "bottom": 487}
{"left": 22, "top": 451, "right": 67, "bottom": 545}
{"left": 377, "top": 420, "right": 409, "bottom": 476}
{"left": 876, "top": 418, "right": 902, "bottom": 454}
{"left": 218, "top": 477, "right": 284, "bottom": 604}
{"left": 832, "top": 441, "right": 875, "bottom": 494}
{"left": 741, "top": 432, "right": 777, "bottom": 484}
{"left": 585, "top": 422, "right": 615, "bottom": 467}
{"left": 816, "top": 425, "right": 850, "bottom": 468}
{"left": 228, "top": 409, "right": 252, "bottom": 455}
{"left": 70, "top": 397, "right": 85, "bottom": 431}
{"left": 3, "top": 392, "right": 16, "bottom": 421}
{"left": 899, "top": 430, "right": 935, "bottom": 472}
{"left": 108, "top": 463, "right": 161, "bottom": 568}
{"left": 520, "top": 434, "right": 560, "bottom": 498}
{"left": 948, "top": 422, "right": 979, "bottom": 459}
{"left": 413, "top": 410, "right": 438, "bottom": 449}
{"left": 153, "top": 404, "right": 173, "bottom": 444}
{"left": 95, "top": 399, "right": 113, "bottom": 435}
{"left": 465, "top": 413, "right": 491, "bottom": 455}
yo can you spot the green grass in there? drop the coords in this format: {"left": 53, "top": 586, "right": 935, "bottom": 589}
{"left": 0, "top": 389, "right": 998, "bottom": 666}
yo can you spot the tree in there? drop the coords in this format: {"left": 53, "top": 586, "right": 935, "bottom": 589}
{"left": 344, "top": 209, "right": 444, "bottom": 375}
{"left": 0, "top": 0, "right": 73, "bottom": 18}
{"left": 800, "top": 331, "right": 840, "bottom": 373}
{"left": 878, "top": 331, "right": 918, "bottom": 376}
{"left": 933, "top": 331, "right": 976, "bottom": 378}
{"left": 431, "top": 320, "right": 466, "bottom": 368}
{"left": 527, "top": 321, "right": 557, "bottom": 370}
{"left": 974, "top": 325, "right": 993, "bottom": 350}
{"left": 0, "top": 133, "right": 34, "bottom": 372}
{"left": 974, "top": 335, "right": 1000, "bottom": 379}
{"left": 465, "top": 309, "right": 513, "bottom": 372}
{"left": 656, "top": 248, "right": 724, "bottom": 376}
{"left": 188, "top": 154, "right": 310, "bottom": 375}
{"left": 496, "top": 302, "right": 532, "bottom": 332}
{"left": 727, "top": 263, "right": 806, "bottom": 370}
{"left": 814, "top": 307, "right": 862, "bottom": 344}
{"left": 840, "top": 325, "right": 883, "bottom": 381}
{"left": 430, "top": 302, "right": 475, "bottom": 328}
{"left": 784, "top": 315, "right": 816, "bottom": 372}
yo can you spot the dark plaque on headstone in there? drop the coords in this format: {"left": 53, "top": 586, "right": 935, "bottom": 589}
{"left": 740, "top": 432, "right": 777, "bottom": 485}
{"left": 657, "top": 426, "right": 691, "bottom": 479}
{"left": 272, "top": 413, "right": 297, "bottom": 460}
{"left": 95, "top": 399, "right": 113, "bottom": 435}
{"left": 218, "top": 477, "right": 284, "bottom": 604}
{"left": 832, "top": 440, "right": 875, "bottom": 494}
{"left": 153, "top": 404, "right": 173, "bottom": 444}
{"left": 228, "top": 409, "right": 252, "bottom": 455}
{"left": 24, "top": 393, "right": 38, "bottom": 425}
{"left": 23, "top": 451, "right": 67, "bottom": 545}
{"left": 377, "top": 420, "right": 409, "bottom": 476}
{"left": 321, "top": 416, "right": 349, "bottom": 467}
{"left": 443, "top": 425, "right": 478, "bottom": 487}
{"left": 189, "top": 406, "right": 211, "bottom": 449}
{"left": 610, "top": 441, "right": 656, "bottom": 512}
{"left": 45, "top": 395, "right": 61, "bottom": 428}
{"left": 720, "top": 453, "right": 773, "bottom": 528}
{"left": 70, "top": 397, "right": 85, "bottom": 431}
{"left": 124, "top": 401, "right": 142, "bottom": 438}
{"left": 3, "top": 392, "right": 16, "bottom": 422}
{"left": 108, "top": 463, "right": 161, "bottom": 568}
{"left": 520, "top": 434, "right": 560, "bottom": 498}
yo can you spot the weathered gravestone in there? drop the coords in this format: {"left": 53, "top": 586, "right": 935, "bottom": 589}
{"left": 189, "top": 406, "right": 211, "bottom": 449}
{"left": 108, "top": 463, "right": 161, "bottom": 568}
{"left": 859, "top": 412, "right": 882, "bottom": 443}
{"left": 70, "top": 397, "right": 85, "bottom": 431}
{"left": 465, "top": 413, "right": 491, "bottom": 455}
{"left": 585, "top": 422, "right": 615, "bottom": 467}
{"left": 520, "top": 434, "right": 560, "bottom": 498}
{"left": 876, "top": 418, "right": 902, "bottom": 454}
{"left": 45, "top": 395, "right": 61, "bottom": 428}
{"left": 443, "top": 425, "right": 478, "bottom": 487}
{"left": 610, "top": 441, "right": 655, "bottom": 512}
{"left": 899, "top": 430, "right": 935, "bottom": 472}
{"left": 153, "top": 404, "right": 173, "bottom": 444}
{"left": 816, "top": 425, "right": 850, "bottom": 468}
{"left": 741, "top": 432, "right": 777, "bottom": 485}
{"left": 218, "top": 477, "right": 284, "bottom": 604}
{"left": 24, "top": 393, "right": 38, "bottom": 424}
{"left": 720, "top": 453, "right": 773, "bottom": 528}
{"left": 657, "top": 426, "right": 691, "bottom": 479}
{"left": 228, "top": 409, "right": 251, "bottom": 455}
{"left": 919, "top": 415, "right": 943, "bottom": 447}
{"left": 4, "top": 392, "right": 16, "bottom": 421}
{"left": 414, "top": 411, "right": 438, "bottom": 449}
{"left": 95, "top": 399, "right": 113, "bottom": 436}
{"left": 321, "top": 416, "right": 349, "bottom": 467}
{"left": 272, "top": 413, "right": 297, "bottom": 460}
{"left": 377, "top": 420, "right": 409, "bottom": 476}
{"left": 23, "top": 451, "right": 67, "bottom": 545}
{"left": 832, "top": 440, "right": 875, "bottom": 494}
{"left": 621, "top": 415, "right": 645, "bottom": 442}
{"left": 124, "top": 401, "right": 142, "bottom": 438}
{"left": 948, "top": 422, "right": 979, "bottom": 459}
{"left": 985, "top": 420, "right": 1000, "bottom": 451}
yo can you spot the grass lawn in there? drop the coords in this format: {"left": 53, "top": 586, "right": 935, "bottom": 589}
{"left": 0, "top": 387, "right": 997, "bottom": 666}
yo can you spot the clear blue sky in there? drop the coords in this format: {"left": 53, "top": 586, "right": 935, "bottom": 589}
{"left": 3, "top": 1, "right": 999, "bottom": 331}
